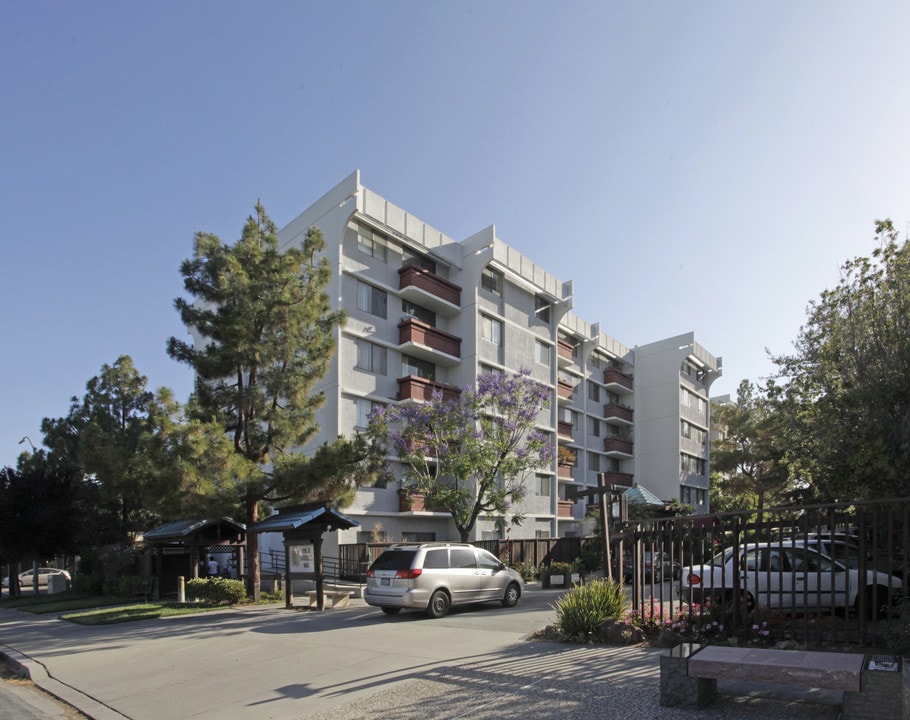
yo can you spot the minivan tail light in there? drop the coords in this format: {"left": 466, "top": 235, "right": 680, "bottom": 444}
{"left": 395, "top": 568, "right": 422, "bottom": 579}
{"left": 687, "top": 572, "right": 701, "bottom": 585}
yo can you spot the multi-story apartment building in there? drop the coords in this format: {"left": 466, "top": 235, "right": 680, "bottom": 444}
{"left": 256, "top": 170, "right": 721, "bottom": 549}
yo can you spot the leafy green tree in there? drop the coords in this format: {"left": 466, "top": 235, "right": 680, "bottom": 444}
{"left": 0, "top": 464, "right": 80, "bottom": 595}
{"left": 40, "top": 356, "right": 181, "bottom": 546}
{"left": 770, "top": 220, "right": 910, "bottom": 500}
{"left": 711, "top": 380, "right": 791, "bottom": 516}
{"left": 168, "top": 202, "right": 365, "bottom": 600}
{"left": 368, "top": 369, "right": 554, "bottom": 542}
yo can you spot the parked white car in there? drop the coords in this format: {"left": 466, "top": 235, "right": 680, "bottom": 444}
{"left": 2, "top": 567, "right": 71, "bottom": 591}
{"left": 679, "top": 540, "right": 902, "bottom": 619}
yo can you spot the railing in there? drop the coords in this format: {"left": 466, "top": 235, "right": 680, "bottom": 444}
{"left": 614, "top": 498, "right": 910, "bottom": 647}
{"left": 260, "top": 550, "right": 362, "bottom": 587}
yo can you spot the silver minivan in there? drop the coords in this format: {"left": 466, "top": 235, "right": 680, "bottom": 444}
{"left": 364, "top": 543, "right": 524, "bottom": 618}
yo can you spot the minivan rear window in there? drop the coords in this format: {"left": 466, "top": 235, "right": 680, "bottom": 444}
{"left": 370, "top": 550, "right": 417, "bottom": 571}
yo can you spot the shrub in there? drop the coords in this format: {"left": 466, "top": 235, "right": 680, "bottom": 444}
{"left": 185, "top": 577, "right": 247, "bottom": 606}
{"left": 553, "top": 578, "right": 628, "bottom": 641}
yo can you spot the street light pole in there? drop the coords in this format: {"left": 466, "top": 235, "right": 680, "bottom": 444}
{"left": 18, "top": 436, "right": 37, "bottom": 453}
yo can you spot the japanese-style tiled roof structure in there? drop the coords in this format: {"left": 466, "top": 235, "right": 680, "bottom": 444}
{"left": 142, "top": 517, "right": 246, "bottom": 543}
{"left": 247, "top": 502, "right": 359, "bottom": 534}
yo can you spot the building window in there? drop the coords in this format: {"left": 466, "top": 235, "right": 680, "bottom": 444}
{"left": 402, "top": 300, "right": 435, "bottom": 326}
{"left": 357, "top": 225, "right": 387, "bottom": 262}
{"left": 356, "top": 280, "right": 387, "bottom": 318}
{"left": 681, "top": 420, "right": 691, "bottom": 439}
{"left": 481, "top": 315, "right": 503, "bottom": 346}
{"left": 588, "top": 380, "right": 601, "bottom": 403}
{"left": 355, "top": 339, "right": 387, "bottom": 375}
{"left": 355, "top": 398, "right": 383, "bottom": 428}
{"left": 481, "top": 267, "right": 503, "bottom": 296}
{"left": 590, "top": 417, "right": 601, "bottom": 437}
{"left": 402, "top": 354, "right": 435, "bottom": 381}
{"left": 537, "top": 474, "right": 550, "bottom": 497}
{"left": 680, "top": 453, "right": 706, "bottom": 475}
{"left": 402, "top": 248, "right": 437, "bottom": 274}
{"left": 588, "top": 451, "right": 601, "bottom": 472}
{"left": 535, "top": 339, "right": 550, "bottom": 366}
{"left": 535, "top": 296, "right": 551, "bottom": 323}
{"left": 480, "top": 364, "right": 503, "bottom": 376}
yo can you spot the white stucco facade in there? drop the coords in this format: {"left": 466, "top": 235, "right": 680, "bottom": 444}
{"left": 244, "top": 170, "right": 722, "bottom": 552}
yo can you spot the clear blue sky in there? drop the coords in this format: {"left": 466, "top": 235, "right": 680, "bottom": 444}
{"left": 3, "top": 2, "right": 910, "bottom": 464}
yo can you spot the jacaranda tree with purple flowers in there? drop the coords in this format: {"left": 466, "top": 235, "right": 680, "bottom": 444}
{"left": 368, "top": 369, "right": 554, "bottom": 542}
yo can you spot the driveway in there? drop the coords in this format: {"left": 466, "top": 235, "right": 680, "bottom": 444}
{"left": 0, "top": 587, "right": 842, "bottom": 720}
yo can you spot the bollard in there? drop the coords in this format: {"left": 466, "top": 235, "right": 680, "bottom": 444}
{"left": 177, "top": 576, "right": 185, "bottom": 603}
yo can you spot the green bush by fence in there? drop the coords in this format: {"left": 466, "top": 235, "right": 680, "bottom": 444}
{"left": 185, "top": 577, "right": 247, "bottom": 606}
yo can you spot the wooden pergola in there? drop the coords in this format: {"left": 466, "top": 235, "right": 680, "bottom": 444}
{"left": 142, "top": 518, "right": 247, "bottom": 598}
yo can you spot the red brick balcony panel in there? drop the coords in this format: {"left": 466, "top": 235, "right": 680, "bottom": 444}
{"left": 603, "top": 437, "right": 634, "bottom": 456}
{"left": 603, "top": 368, "right": 634, "bottom": 393}
{"left": 397, "top": 375, "right": 461, "bottom": 403}
{"left": 398, "top": 318, "right": 461, "bottom": 357}
{"left": 398, "top": 264, "right": 462, "bottom": 306}
{"left": 603, "top": 403, "right": 633, "bottom": 424}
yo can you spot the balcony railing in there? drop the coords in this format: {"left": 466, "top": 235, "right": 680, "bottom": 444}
{"left": 557, "top": 463, "right": 575, "bottom": 480}
{"left": 599, "top": 471, "right": 634, "bottom": 490}
{"left": 603, "top": 368, "right": 634, "bottom": 393}
{"left": 398, "top": 264, "right": 461, "bottom": 314}
{"left": 557, "top": 500, "right": 574, "bottom": 518}
{"left": 557, "top": 420, "right": 574, "bottom": 440}
{"left": 557, "top": 338, "right": 575, "bottom": 364}
{"left": 398, "top": 318, "right": 461, "bottom": 364}
{"left": 397, "top": 375, "right": 461, "bottom": 403}
{"left": 557, "top": 380, "right": 574, "bottom": 401}
{"left": 603, "top": 437, "right": 634, "bottom": 456}
{"left": 603, "top": 402, "right": 633, "bottom": 425}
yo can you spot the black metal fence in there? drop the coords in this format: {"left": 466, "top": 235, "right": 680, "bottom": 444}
{"left": 614, "top": 498, "right": 910, "bottom": 647}
{"left": 337, "top": 498, "right": 909, "bottom": 648}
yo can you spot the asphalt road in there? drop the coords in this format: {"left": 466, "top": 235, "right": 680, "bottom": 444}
{"left": 0, "top": 585, "right": 843, "bottom": 720}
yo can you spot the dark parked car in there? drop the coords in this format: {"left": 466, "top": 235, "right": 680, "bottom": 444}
{"left": 622, "top": 551, "right": 680, "bottom": 583}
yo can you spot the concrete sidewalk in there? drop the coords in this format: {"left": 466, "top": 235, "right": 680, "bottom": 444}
{"left": 0, "top": 599, "right": 842, "bottom": 720}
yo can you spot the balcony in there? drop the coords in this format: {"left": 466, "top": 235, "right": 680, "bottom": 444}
{"left": 603, "top": 437, "right": 634, "bottom": 457}
{"left": 397, "top": 375, "right": 461, "bottom": 403}
{"left": 603, "top": 368, "right": 633, "bottom": 394}
{"left": 557, "top": 463, "right": 575, "bottom": 480}
{"left": 599, "top": 471, "right": 634, "bottom": 490}
{"left": 557, "top": 500, "right": 575, "bottom": 518}
{"left": 398, "top": 318, "right": 461, "bottom": 367}
{"left": 603, "top": 402, "right": 633, "bottom": 425}
{"left": 557, "top": 379, "right": 574, "bottom": 402}
{"left": 557, "top": 338, "right": 575, "bottom": 366}
{"left": 398, "top": 264, "right": 461, "bottom": 316}
{"left": 557, "top": 420, "right": 574, "bottom": 440}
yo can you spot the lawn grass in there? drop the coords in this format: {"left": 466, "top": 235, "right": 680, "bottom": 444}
{"left": 1, "top": 589, "right": 283, "bottom": 625}
{"left": 62, "top": 602, "right": 228, "bottom": 625}
{"left": 0, "top": 592, "right": 128, "bottom": 614}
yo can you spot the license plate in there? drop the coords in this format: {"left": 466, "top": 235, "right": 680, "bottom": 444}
{"left": 380, "top": 578, "right": 390, "bottom": 586}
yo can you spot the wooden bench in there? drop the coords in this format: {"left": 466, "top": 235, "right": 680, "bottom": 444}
{"left": 660, "top": 643, "right": 907, "bottom": 719}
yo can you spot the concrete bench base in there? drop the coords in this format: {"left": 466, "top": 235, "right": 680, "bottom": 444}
{"left": 660, "top": 644, "right": 907, "bottom": 719}
{"left": 306, "top": 591, "right": 351, "bottom": 609}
